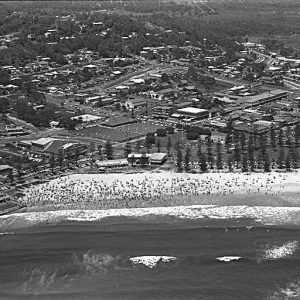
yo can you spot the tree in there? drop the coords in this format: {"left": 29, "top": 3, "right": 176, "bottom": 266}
{"left": 216, "top": 140, "right": 223, "bottom": 169}
{"left": 156, "top": 138, "right": 161, "bottom": 153}
{"left": 145, "top": 138, "right": 152, "bottom": 154}
{"left": 104, "top": 140, "right": 114, "bottom": 160}
{"left": 135, "top": 140, "right": 142, "bottom": 153}
{"left": 57, "top": 149, "right": 65, "bottom": 170}
{"left": 225, "top": 131, "right": 231, "bottom": 150}
{"left": 278, "top": 128, "right": 284, "bottom": 147}
{"left": 197, "top": 138, "right": 202, "bottom": 163}
{"left": 140, "top": 152, "right": 148, "bottom": 167}
{"left": 167, "top": 136, "right": 172, "bottom": 156}
{"left": 228, "top": 157, "right": 233, "bottom": 172}
{"left": 200, "top": 154, "right": 207, "bottom": 173}
{"left": 270, "top": 124, "right": 276, "bottom": 149}
{"left": 184, "top": 147, "right": 191, "bottom": 172}
{"left": 278, "top": 148, "right": 285, "bottom": 169}
{"left": 49, "top": 153, "right": 55, "bottom": 173}
{"left": 285, "top": 154, "right": 292, "bottom": 171}
{"left": 176, "top": 149, "right": 183, "bottom": 172}
{"left": 285, "top": 126, "right": 292, "bottom": 146}
{"left": 233, "top": 144, "right": 241, "bottom": 166}
{"left": 242, "top": 155, "right": 248, "bottom": 172}
{"left": 7, "top": 169, "right": 14, "bottom": 185}
{"left": 97, "top": 144, "right": 103, "bottom": 156}
{"left": 124, "top": 142, "right": 132, "bottom": 157}
{"left": 264, "top": 154, "right": 271, "bottom": 172}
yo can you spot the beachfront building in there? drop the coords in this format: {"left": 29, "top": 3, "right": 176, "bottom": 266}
{"left": 127, "top": 153, "right": 151, "bottom": 166}
{"left": 96, "top": 159, "right": 129, "bottom": 170}
{"left": 149, "top": 153, "right": 167, "bottom": 164}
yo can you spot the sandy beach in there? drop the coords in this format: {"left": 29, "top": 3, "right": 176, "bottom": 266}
{"left": 18, "top": 170, "right": 300, "bottom": 210}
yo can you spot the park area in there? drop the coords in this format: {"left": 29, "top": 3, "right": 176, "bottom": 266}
{"left": 74, "top": 122, "right": 164, "bottom": 142}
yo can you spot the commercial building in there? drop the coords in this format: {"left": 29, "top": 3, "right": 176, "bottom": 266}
{"left": 177, "top": 107, "right": 209, "bottom": 120}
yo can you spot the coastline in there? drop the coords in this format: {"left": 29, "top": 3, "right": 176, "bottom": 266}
{"left": 2, "top": 170, "right": 300, "bottom": 230}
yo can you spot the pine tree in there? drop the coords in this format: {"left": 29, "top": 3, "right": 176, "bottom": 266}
{"left": 285, "top": 154, "right": 292, "bottom": 171}
{"left": 228, "top": 157, "right": 233, "bottom": 172}
{"left": 278, "top": 148, "right": 285, "bottom": 169}
{"left": 105, "top": 140, "right": 114, "bottom": 160}
{"left": 124, "top": 142, "right": 132, "bottom": 157}
{"left": 241, "top": 132, "right": 246, "bottom": 151}
{"left": 176, "top": 149, "right": 183, "bottom": 172}
{"left": 278, "top": 129, "right": 284, "bottom": 147}
{"left": 145, "top": 138, "right": 152, "bottom": 154}
{"left": 7, "top": 169, "right": 14, "bottom": 185}
{"left": 200, "top": 154, "right": 208, "bottom": 173}
{"left": 135, "top": 140, "right": 142, "bottom": 153}
{"left": 49, "top": 153, "right": 55, "bottom": 173}
{"left": 242, "top": 155, "right": 248, "bottom": 172}
{"left": 233, "top": 144, "right": 241, "bottom": 166}
{"left": 57, "top": 149, "right": 65, "bottom": 170}
{"left": 270, "top": 124, "right": 276, "bottom": 149}
{"left": 97, "top": 144, "right": 103, "bottom": 156}
{"left": 225, "top": 131, "right": 231, "bottom": 151}
{"left": 264, "top": 154, "right": 271, "bottom": 172}
{"left": 156, "top": 138, "right": 161, "bottom": 153}
{"left": 285, "top": 126, "right": 292, "bottom": 146}
{"left": 216, "top": 140, "right": 223, "bottom": 169}
{"left": 167, "top": 135, "right": 172, "bottom": 156}
{"left": 184, "top": 147, "right": 191, "bottom": 172}
{"left": 197, "top": 138, "right": 202, "bottom": 163}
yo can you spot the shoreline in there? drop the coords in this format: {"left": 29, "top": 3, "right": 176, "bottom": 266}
{"left": 2, "top": 203, "right": 300, "bottom": 230}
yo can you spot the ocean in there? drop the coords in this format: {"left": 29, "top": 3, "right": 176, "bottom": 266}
{"left": 0, "top": 217, "right": 299, "bottom": 300}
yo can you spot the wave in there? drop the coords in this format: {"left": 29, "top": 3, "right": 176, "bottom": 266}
{"left": 0, "top": 232, "right": 14, "bottom": 235}
{"left": 21, "top": 267, "right": 59, "bottom": 294}
{"left": 269, "top": 279, "right": 300, "bottom": 299}
{"left": 130, "top": 256, "right": 177, "bottom": 268}
{"left": 258, "top": 241, "right": 298, "bottom": 262}
{"left": 216, "top": 256, "right": 242, "bottom": 262}
{"left": 72, "top": 250, "right": 130, "bottom": 275}
{"left": 2, "top": 205, "right": 300, "bottom": 230}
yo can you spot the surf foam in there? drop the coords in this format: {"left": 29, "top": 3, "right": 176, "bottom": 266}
{"left": 130, "top": 256, "right": 176, "bottom": 268}
{"left": 216, "top": 256, "right": 242, "bottom": 262}
{"left": 262, "top": 241, "right": 298, "bottom": 261}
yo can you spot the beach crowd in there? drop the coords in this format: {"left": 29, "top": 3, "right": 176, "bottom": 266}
{"left": 19, "top": 172, "right": 296, "bottom": 210}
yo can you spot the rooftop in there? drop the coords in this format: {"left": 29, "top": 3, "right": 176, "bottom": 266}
{"left": 177, "top": 107, "right": 208, "bottom": 114}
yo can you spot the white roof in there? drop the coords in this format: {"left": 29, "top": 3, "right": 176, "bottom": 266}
{"left": 32, "top": 138, "right": 55, "bottom": 146}
{"left": 177, "top": 107, "right": 208, "bottom": 114}
{"left": 72, "top": 114, "right": 102, "bottom": 122}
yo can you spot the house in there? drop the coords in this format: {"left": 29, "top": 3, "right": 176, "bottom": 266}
{"left": 127, "top": 153, "right": 151, "bottom": 166}
{"left": 0, "top": 165, "right": 13, "bottom": 176}
{"left": 149, "top": 153, "right": 167, "bottom": 164}
{"left": 125, "top": 98, "right": 148, "bottom": 111}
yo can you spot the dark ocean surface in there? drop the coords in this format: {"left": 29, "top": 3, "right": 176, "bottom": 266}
{"left": 0, "top": 218, "right": 300, "bottom": 300}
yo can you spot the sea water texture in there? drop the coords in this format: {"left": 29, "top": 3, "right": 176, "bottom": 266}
{"left": 0, "top": 224, "right": 300, "bottom": 300}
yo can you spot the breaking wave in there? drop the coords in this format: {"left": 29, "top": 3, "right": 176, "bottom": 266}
{"left": 258, "top": 241, "right": 298, "bottom": 262}
{"left": 0, "top": 232, "right": 14, "bottom": 235}
{"left": 269, "top": 279, "right": 300, "bottom": 299}
{"left": 216, "top": 256, "right": 242, "bottom": 262}
{"left": 21, "top": 267, "right": 59, "bottom": 293}
{"left": 72, "top": 250, "right": 130, "bottom": 274}
{"left": 130, "top": 256, "right": 177, "bottom": 268}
